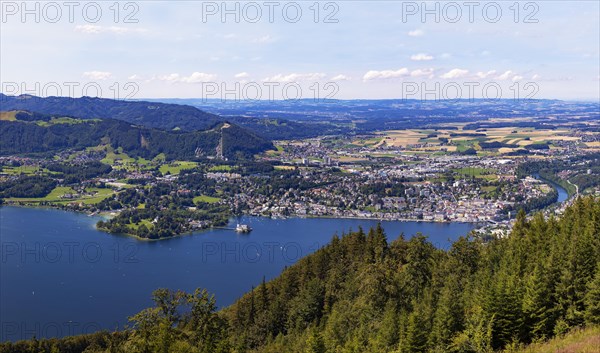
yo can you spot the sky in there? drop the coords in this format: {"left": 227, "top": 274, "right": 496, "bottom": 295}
{"left": 1, "top": 0, "right": 599, "bottom": 100}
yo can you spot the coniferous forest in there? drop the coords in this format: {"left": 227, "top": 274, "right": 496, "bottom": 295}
{"left": 1, "top": 197, "right": 599, "bottom": 353}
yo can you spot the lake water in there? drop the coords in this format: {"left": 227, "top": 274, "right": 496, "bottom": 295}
{"left": 0, "top": 206, "right": 474, "bottom": 341}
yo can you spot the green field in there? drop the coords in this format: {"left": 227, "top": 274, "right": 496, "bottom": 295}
{"left": 35, "top": 117, "right": 92, "bottom": 127}
{"left": 7, "top": 186, "right": 115, "bottom": 205}
{"left": 101, "top": 146, "right": 135, "bottom": 165}
{"left": 209, "top": 165, "right": 233, "bottom": 172}
{"left": 453, "top": 167, "right": 498, "bottom": 180}
{"left": 127, "top": 219, "right": 154, "bottom": 231}
{"left": 159, "top": 161, "right": 198, "bottom": 175}
{"left": 193, "top": 195, "right": 221, "bottom": 204}
{"left": 78, "top": 188, "right": 115, "bottom": 204}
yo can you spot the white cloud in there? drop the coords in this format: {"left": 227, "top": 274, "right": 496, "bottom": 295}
{"left": 253, "top": 35, "right": 275, "bottom": 43}
{"left": 263, "top": 73, "right": 326, "bottom": 82}
{"left": 127, "top": 74, "right": 143, "bottom": 81}
{"left": 158, "top": 73, "right": 181, "bottom": 82}
{"left": 476, "top": 70, "right": 497, "bottom": 79}
{"left": 512, "top": 75, "right": 524, "bottom": 82}
{"left": 440, "top": 53, "right": 452, "bottom": 59}
{"left": 531, "top": 74, "right": 541, "bottom": 80}
{"left": 408, "top": 29, "right": 424, "bottom": 37}
{"left": 410, "top": 68, "right": 435, "bottom": 78}
{"left": 82, "top": 71, "right": 112, "bottom": 80}
{"left": 235, "top": 72, "right": 249, "bottom": 79}
{"left": 181, "top": 72, "right": 217, "bottom": 83}
{"left": 363, "top": 68, "right": 409, "bottom": 81}
{"left": 330, "top": 74, "right": 350, "bottom": 81}
{"left": 75, "top": 25, "right": 146, "bottom": 35}
{"left": 410, "top": 53, "right": 434, "bottom": 61}
{"left": 440, "top": 69, "right": 469, "bottom": 79}
{"left": 75, "top": 25, "right": 104, "bottom": 34}
{"left": 158, "top": 72, "right": 217, "bottom": 83}
{"left": 496, "top": 70, "right": 516, "bottom": 80}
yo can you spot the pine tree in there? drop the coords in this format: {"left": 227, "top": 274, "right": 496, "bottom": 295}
{"left": 522, "top": 262, "right": 555, "bottom": 341}
{"left": 374, "top": 300, "right": 400, "bottom": 351}
{"left": 431, "top": 274, "right": 464, "bottom": 349}
{"left": 449, "top": 305, "right": 493, "bottom": 353}
{"left": 405, "top": 234, "right": 435, "bottom": 299}
{"left": 305, "top": 327, "right": 326, "bottom": 353}
{"left": 584, "top": 262, "right": 600, "bottom": 325}
{"left": 486, "top": 272, "right": 524, "bottom": 349}
{"left": 404, "top": 303, "right": 430, "bottom": 353}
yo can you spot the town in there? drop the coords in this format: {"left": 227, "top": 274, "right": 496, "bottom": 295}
{"left": 1, "top": 121, "right": 598, "bottom": 239}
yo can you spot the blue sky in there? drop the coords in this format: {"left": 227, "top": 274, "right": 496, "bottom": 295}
{"left": 1, "top": 1, "right": 599, "bottom": 100}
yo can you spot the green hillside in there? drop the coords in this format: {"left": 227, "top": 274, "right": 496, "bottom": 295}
{"left": 0, "top": 111, "right": 272, "bottom": 160}
{"left": 0, "top": 94, "right": 221, "bottom": 131}
{"left": 513, "top": 326, "right": 599, "bottom": 353}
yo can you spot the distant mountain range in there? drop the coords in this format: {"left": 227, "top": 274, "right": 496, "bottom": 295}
{"left": 0, "top": 95, "right": 273, "bottom": 160}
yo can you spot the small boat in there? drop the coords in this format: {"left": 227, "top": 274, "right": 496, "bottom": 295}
{"left": 235, "top": 224, "right": 252, "bottom": 233}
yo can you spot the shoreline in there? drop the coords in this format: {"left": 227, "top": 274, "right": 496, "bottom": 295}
{"left": 3, "top": 200, "right": 485, "bottom": 225}
{"left": 297, "top": 213, "right": 483, "bottom": 225}
{"left": 0, "top": 202, "right": 114, "bottom": 219}
{"left": 1, "top": 202, "right": 482, "bottom": 243}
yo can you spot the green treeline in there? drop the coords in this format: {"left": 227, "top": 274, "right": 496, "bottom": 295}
{"left": 0, "top": 176, "right": 57, "bottom": 198}
{"left": 1, "top": 197, "right": 599, "bottom": 353}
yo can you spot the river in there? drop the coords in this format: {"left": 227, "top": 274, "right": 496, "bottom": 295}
{"left": 533, "top": 173, "right": 569, "bottom": 203}
{"left": 0, "top": 206, "right": 474, "bottom": 341}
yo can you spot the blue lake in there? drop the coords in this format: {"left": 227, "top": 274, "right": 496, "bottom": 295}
{"left": 0, "top": 206, "right": 475, "bottom": 341}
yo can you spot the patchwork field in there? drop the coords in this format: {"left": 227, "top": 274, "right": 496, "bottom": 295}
{"left": 377, "top": 130, "right": 428, "bottom": 147}
{"left": 371, "top": 126, "right": 587, "bottom": 155}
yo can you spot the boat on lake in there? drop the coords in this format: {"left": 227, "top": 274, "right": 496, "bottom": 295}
{"left": 235, "top": 224, "right": 252, "bottom": 233}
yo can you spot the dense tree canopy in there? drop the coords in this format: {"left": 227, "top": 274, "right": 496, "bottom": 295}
{"left": 0, "top": 116, "right": 272, "bottom": 160}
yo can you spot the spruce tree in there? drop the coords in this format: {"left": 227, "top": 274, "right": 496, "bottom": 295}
{"left": 584, "top": 262, "right": 600, "bottom": 325}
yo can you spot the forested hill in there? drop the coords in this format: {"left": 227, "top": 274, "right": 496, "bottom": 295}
{"left": 0, "top": 94, "right": 222, "bottom": 131}
{"left": 223, "top": 197, "right": 600, "bottom": 352}
{"left": 0, "top": 94, "right": 340, "bottom": 140}
{"left": 1, "top": 197, "right": 599, "bottom": 353}
{"left": 0, "top": 111, "right": 272, "bottom": 160}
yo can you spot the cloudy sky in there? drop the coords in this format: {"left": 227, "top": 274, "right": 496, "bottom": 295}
{"left": 1, "top": 1, "right": 599, "bottom": 100}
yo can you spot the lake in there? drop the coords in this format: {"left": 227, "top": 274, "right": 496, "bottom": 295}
{"left": 0, "top": 206, "right": 474, "bottom": 341}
